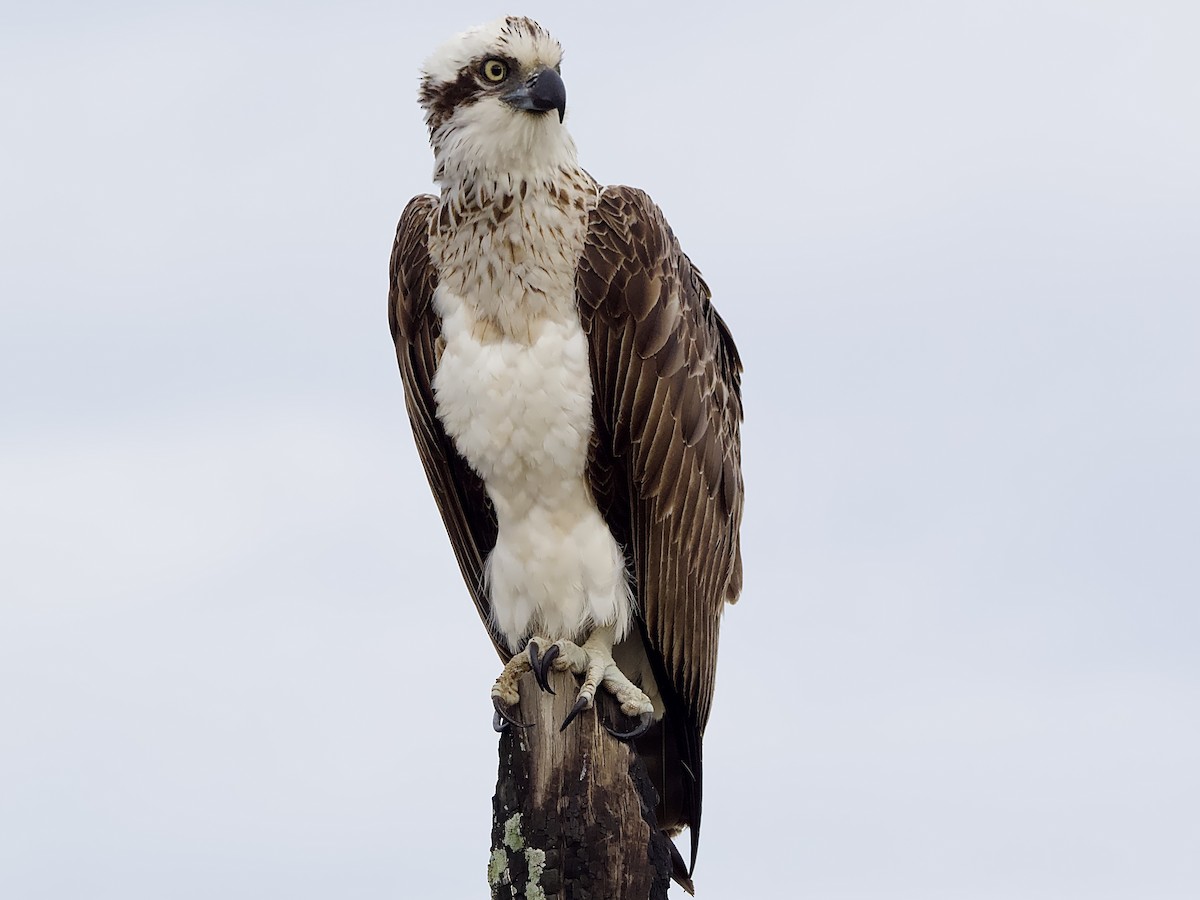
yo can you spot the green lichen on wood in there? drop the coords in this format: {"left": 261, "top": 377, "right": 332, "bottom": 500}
{"left": 487, "top": 848, "right": 508, "bottom": 889}
{"left": 524, "top": 847, "right": 547, "bottom": 900}
{"left": 502, "top": 812, "right": 525, "bottom": 851}
{"left": 490, "top": 813, "right": 550, "bottom": 899}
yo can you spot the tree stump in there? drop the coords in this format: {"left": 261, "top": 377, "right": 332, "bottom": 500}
{"left": 489, "top": 668, "right": 675, "bottom": 899}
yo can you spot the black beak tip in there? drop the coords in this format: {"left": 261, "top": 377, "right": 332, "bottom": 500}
{"left": 531, "top": 67, "right": 567, "bottom": 123}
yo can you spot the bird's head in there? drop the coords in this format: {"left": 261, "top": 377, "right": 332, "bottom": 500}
{"left": 419, "top": 17, "right": 575, "bottom": 183}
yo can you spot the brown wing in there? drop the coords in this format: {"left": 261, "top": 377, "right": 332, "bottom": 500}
{"left": 577, "top": 185, "right": 744, "bottom": 868}
{"left": 389, "top": 194, "right": 509, "bottom": 661}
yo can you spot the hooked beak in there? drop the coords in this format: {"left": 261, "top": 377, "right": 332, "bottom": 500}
{"left": 503, "top": 67, "right": 567, "bottom": 123}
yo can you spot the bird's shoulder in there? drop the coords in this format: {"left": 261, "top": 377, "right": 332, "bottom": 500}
{"left": 388, "top": 193, "right": 439, "bottom": 344}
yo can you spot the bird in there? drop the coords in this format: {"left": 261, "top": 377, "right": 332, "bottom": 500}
{"left": 388, "top": 16, "right": 743, "bottom": 890}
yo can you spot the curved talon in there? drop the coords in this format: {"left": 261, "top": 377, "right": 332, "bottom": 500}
{"left": 527, "top": 641, "right": 544, "bottom": 691}
{"left": 492, "top": 709, "right": 508, "bottom": 733}
{"left": 530, "top": 642, "right": 559, "bottom": 695}
{"left": 492, "top": 696, "right": 531, "bottom": 730}
{"left": 559, "top": 694, "right": 590, "bottom": 732}
{"left": 604, "top": 710, "right": 653, "bottom": 741}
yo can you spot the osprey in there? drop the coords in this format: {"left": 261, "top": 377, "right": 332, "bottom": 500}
{"left": 389, "top": 16, "right": 743, "bottom": 886}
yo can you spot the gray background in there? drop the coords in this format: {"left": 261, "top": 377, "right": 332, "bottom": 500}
{"left": 3, "top": 1, "right": 1197, "bottom": 897}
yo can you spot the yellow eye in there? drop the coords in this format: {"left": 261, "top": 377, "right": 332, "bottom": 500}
{"left": 481, "top": 59, "right": 508, "bottom": 83}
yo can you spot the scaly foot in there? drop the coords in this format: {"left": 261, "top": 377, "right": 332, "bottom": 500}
{"left": 490, "top": 626, "right": 654, "bottom": 739}
{"left": 490, "top": 646, "right": 535, "bottom": 731}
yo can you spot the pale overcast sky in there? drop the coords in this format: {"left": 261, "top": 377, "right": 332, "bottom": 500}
{"left": 2, "top": 2, "right": 1198, "bottom": 898}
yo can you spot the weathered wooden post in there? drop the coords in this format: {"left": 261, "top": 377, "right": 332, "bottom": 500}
{"left": 488, "top": 669, "right": 678, "bottom": 899}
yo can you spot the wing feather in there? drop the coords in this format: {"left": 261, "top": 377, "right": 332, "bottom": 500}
{"left": 578, "top": 185, "right": 744, "bottom": 868}
{"left": 388, "top": 195, "right": 508, "bottom": 660}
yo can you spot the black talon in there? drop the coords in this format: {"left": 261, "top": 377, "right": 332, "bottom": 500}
{"left": 559, "top": 694, "right": 590, "bottom": 732}
{"left": 604, "top": 710, "right": 653, "bottom": 741}
{"left": 492, "top": 709, "right": 508, "bottom": 733}
{"left": 527, "top": 641, "right": 543, "bottom": 689}
{"left": 531, "top": 643, "right": 560, "bottom": 695}
{"left": 492, "top": 696, "right": 530, "bottom": 730}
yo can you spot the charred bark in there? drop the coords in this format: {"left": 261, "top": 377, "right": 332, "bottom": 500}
{"left": 488, "top": 669, "right": 676, "bottom": 899}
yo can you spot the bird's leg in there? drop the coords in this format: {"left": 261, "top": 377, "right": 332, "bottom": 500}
{"left": 489, "top": 630, "right": 654, "bottom": 738}
{"left": 490, "top": 636, "right": 558, "bottom": 731}
{"left": 544, "top": 625, "right": 655, "bottom": 739}
{"left": 490, "top": 644, "right": 534, "bottom": 731}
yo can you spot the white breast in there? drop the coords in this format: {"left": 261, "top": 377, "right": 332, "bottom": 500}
{"left": 432, "top": 287, "right": 632, "bottom": 651}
